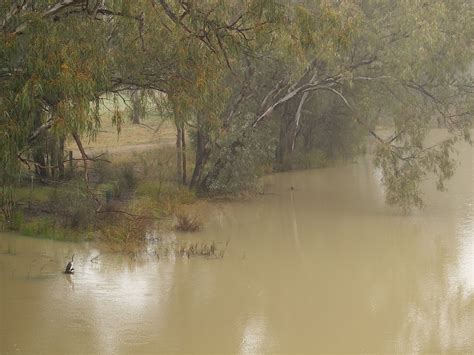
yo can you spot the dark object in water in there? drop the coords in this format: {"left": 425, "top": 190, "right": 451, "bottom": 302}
{"left": 65, "top": 255, "right": 75, "bottom": 274}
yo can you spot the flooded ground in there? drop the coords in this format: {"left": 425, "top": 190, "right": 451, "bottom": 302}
{"left": 1, "top": 131, "right": 473, "bottom": 354}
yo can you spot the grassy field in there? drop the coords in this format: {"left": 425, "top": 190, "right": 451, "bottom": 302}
{"left": 67, "top": 101, "right": 177, "bottom": 155}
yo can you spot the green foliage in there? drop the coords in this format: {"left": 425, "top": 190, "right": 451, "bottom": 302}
{"left": 297, "top": 91, "right": 366, "bottom": 162}
{"left": 13, "top": 186, "right": 50, "bottom": 204}
{"left": 1, "top": 0, "right": 473, "bottom": 213}
{"left": 374, "top": 137, "right": 457, "bottom": 211}
{"left": 137, "top": 181, "right": 196, "bottom": 208}
{"left": 7, "top": 210, "right": 24, "bottom": 231}
{"left": 20, "top": 217, "right": 79, "bottom": 241}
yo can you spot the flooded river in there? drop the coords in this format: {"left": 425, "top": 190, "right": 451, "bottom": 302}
{"left": 1, "top": 132, "right": 473, "bottom": 354}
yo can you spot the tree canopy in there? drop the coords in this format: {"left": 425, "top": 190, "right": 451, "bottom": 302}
{"left": 1, "top": 0, "right": 473, "bottom": 211}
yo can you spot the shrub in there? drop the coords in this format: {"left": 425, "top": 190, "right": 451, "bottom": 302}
{"left": 99, "top": 215, "right": 150, "bottom": 248}
{"left": 136, "top": 181, "right": 196, "bottom": 214}
{"left": 48, "top": 187, "right": 96, "bottom": 229}
{"left": 93, "top": 156, "right": 114, "bottom": 183}
{"left": 118, "top": 162, "right": 138, "bottom": 191}
{"left": 175, "top": 213, "right": 202, "bottom": 232}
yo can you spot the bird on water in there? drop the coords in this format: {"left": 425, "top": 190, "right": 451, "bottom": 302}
{"left": 65, "top": 255, "right": 75, "bottom": 274}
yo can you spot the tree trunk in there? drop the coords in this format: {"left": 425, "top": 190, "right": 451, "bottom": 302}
{"left": 190, "top": 114, "right": 209, "bottom": 189}
{"left": 57, "top": 135, "right": 65, "bottom": 179}
{"left": 171, "top": 95, "right": 187, "bottom": 185}
{"left": 276, "top": 101, "right": 298, "bottom": 170}
{"left": 48, "top": 135, "right": 56, "bottom": 177}
{"left": 33, "top": 149, "right": 48, "bottom": 178}
{"left": 176, "top": 124, "right": 183, "bottom": 182}
{"left": 130, "top": 90, "right": 142, "bottom": 124}
{"left": 200, "top": 140, "right": 243, "bottom": 191}
{"left": 181, "top": 127, "right": 187, "bottom": 184}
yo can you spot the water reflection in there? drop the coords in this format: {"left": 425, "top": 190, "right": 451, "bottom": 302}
{"left": 65, "top": 273, "right": 75, "bottom": 291}
{"left": 453, "top": 201, "right": 474, "bottom": 297}
{"left": 239, "top": 315, "right": 268, "bottom": 355}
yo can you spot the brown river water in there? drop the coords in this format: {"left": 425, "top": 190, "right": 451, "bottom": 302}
{"left": 1, "top": 131, "right": 473, "bottom": 354}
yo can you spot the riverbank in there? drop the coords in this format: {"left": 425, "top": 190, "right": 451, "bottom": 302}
{"left": 2, "top": 160, "right": 196, "bottom": 242}
{"left": 0, "top": 117, "right": 391, "bottom": 245}
{"left": 0, "top": 117, "right": 276, "bottom": 244}
{"left": 1, "top": 113, "right": 202, "bottom": 245}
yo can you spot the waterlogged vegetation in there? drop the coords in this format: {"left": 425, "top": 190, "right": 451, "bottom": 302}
{"left": 0, "top": 1, "right": 473, "bottom": 244}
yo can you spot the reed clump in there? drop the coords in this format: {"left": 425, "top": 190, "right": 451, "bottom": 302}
{"left": 177, "top": 241, "right": 226, "bottom": 258}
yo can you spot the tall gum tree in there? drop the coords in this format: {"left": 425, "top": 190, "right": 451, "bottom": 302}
{"left": 245, "top": 0, "right": 474, "bottom": 210}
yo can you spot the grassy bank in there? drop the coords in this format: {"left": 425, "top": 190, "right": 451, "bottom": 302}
{"left": 10, "top": 148, "right": 198, "bottom": 235}
{"left": 1, "top": 115, "right": 202, "bottom": 245}
{"left": 1, "top": 113, "right": 341, "bottom": 246}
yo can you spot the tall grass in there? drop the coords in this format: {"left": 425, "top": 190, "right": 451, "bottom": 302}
{"left": 20, "top": 217, "right": 85, "bottom": 241}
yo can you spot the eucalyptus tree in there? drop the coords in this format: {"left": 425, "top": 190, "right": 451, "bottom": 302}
{"left": 247, "top": 0, "right": 474, "bottom": 209}
{"left": 0, "top": 0, "right": 179, "bottom": 218}
{"left": 1, "top": 2, "right": 110, "bottom": 188}
{"left": 149, "top": 0, "right": 474, "bottom": 209}
{"left": 0, "top": 0, "right": 281, "bottom": 213}
{"left": 1, "top": 0, "right": 473, "bottom": 215}
{"left": 0, "top": 1, "right": 188, "bottom": 171}
{"left": 150, "top": 0, "right": 284, "bottom": 188}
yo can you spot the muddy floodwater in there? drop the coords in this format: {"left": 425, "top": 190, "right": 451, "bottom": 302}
{"left": 1, "top": 132, "right": 473, "bottom": 354}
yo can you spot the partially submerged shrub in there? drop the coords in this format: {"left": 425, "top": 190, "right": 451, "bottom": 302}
{"left": 137, "top": 181, "right": 196, "bottom": 217}
{"left": 175, "top": 213, "right": 202, "bottom": 232}
{"left": 99, "top": 215, "right": 150, "bottom": 249}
